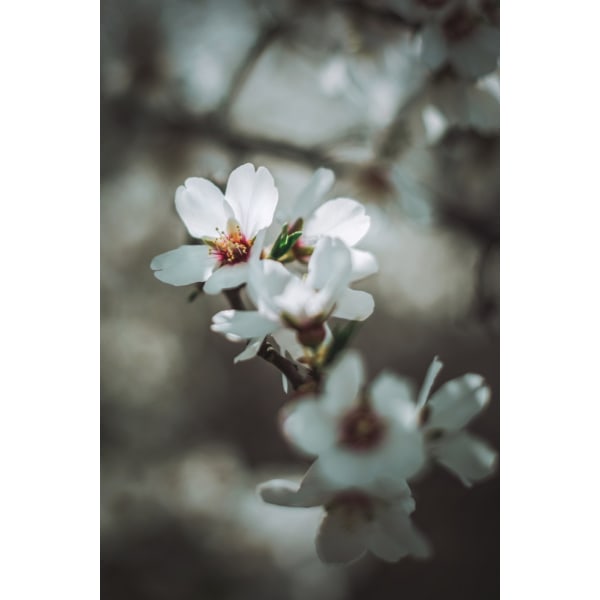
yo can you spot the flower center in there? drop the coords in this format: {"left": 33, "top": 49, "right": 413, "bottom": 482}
{"left": 209, "top": 227, "right": 252, "bottom": 265}
{"left": 326, "top": 491, "right": 375, "bottom": 525}
{"left": 338, "top": 405, "right": 386, "bottom": 451}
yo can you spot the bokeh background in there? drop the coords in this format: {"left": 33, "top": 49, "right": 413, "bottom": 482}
{"left": 101, "top": 1, "right": 499, "bottom": 598}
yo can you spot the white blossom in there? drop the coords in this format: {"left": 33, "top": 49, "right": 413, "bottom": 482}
{"left": 151, "top": 163, "right": 278, "bottom": 295}
{"left": 211, "top": 237, "right": 374, "bottom": 362}
{"left": 281, "top": 351, "right": 426, "bottom": 488}
{"left": 377, "top": 356, "right": 497, "bottom": 486}
{"left": 277, "top": 168, "right": 378, "bottom": 281}
{"left": 258, "top": 463, "right": 430, "bottom": 565}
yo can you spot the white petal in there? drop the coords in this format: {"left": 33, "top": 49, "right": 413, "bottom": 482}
{"left": 304, "top": 198, "right": 370, "bottom": 246}
{"left": 234, "top": 338, "right": 263, "bottom": 363}
{"left": 349, "top": 248, "right": 379, "bottom": 281}
{"left": 373, "top": 505, "right": 432, "bottom": 559}
{"left": 416, "top": 356, "right": 444, "bottom": 411}
{"left": 368, "top": 522, "right": 410, "bottom": 562}
{"left": 175, "top": 178, "right": 232, "bottom": 239}
{"left": 290, "top": 167, "right": 335, "bottom": 221}
{"left": 316, "top": 507, "right": 369, "bottom": 564}
{"left": 332, "top": 289, "right": 374, "bottom": 321}
{"left": 370, "top": 372, "right": 418, "bottom": 427}
{"left": 430, "top": 431, "right": 497, "bottom": 487}
{"left": 368, "top": 478, "right": 415, "bottom": 514}
{"left": 225, "top": 164, "right": 278, "bottom": 238}
{"left": 282, "top": 399, "right": 337, "bottom": 456}
{"left": 271, "top": 328, "right": 304, "bottom": 361}
{"left": 426, "top": 373, "right": 491, "bottom": 432}
{"left": 317, "top": 434, "right": 425, "bottom": 489}
{"left": 420, "top": 24, "right": 447, "bottom": 70}
{"left": 306, "top": 237, "right": 352, "bottom": 293}
{"left": 247, "top": 258, "right": 293, "bottom": 314}
{"left": 211, "top": 309, "right": 277, "bottom": 339}
{"left": 322, "top": 351, "right": 365, "bottom": 417}
{"left": 150, "top": 245, "right": 217, "bottom": 286}
{"left": 258, "top": 466, "right": 331, "bottom": 508}
{"left": 203, "top": 263, "right": 250, "bottom": 295}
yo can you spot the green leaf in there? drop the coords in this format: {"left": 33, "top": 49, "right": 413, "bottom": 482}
{"left": 269, "top": 224, "right": 303, "bottom": 260}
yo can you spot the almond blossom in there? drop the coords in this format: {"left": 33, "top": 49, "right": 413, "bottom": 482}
{"left": 281, "top": 351, "right": 426, "bottom": 488}
{"left": 373, "top": 356, "right": 497, "bottom": 486}
{"left": 276, "top": 168, "right": 378, "bottom": 281}
{"left": 258, "top": 463, "right": 430, "bottom": 565}
{"left": 151, "top": 163, "right": 278, "bottom": 295}
{"left": 211, "top": 237, "right": 374, "bottom": 362}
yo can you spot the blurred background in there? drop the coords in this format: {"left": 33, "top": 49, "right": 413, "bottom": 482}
{"left": 101, "top": 0, "right": 499, "bottom": 598}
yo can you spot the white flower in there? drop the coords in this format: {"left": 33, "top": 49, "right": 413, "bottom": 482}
{"left": 377, "top": 357, "right": 497, "bottom": 486}
{"left": 258, "top": 463, "right": 430, "bottom": 565}
{"left": 419, "top": 6, "right": 499, "bottom": 79}
{"left": 277, "top": 168, "right": 378, "bottom": 281}
{"left": 211, "top": 237, "right": 374, "bottom": 362}
{"left": 281, "top": 351, "right": 426, "bottom": 488}
{"left": 150, "top": 163, "right": 278, "bottom": 295}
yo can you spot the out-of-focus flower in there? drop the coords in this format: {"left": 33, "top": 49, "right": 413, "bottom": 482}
{"left": 377, "top": 357, "right": 497, "bottom": 486}
{"left": 419, "top": 6, "right": 499, "bottom": 79}
{"left": 258, "top": 463, "right": 430, "bottom": 565}
{"left": 277, "top": 168, "right": 377, "bottom": 281}
{"left": 151, "top": 163, "right": 278, "bottom": 294}
{"left": 281, "top": 351, "right": 426, "bottom": 488}
{"left": 211, "top": 238, "right": 374, "bottom": 362}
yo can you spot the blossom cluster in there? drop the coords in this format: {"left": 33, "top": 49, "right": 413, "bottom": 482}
{"left": 151, "top": 163, "right": 497, "bottom": 565}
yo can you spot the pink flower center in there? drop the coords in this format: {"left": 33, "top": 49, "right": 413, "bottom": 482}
{"left": 338, "top": 405, "right": 386, "bottom": 451}
{"left": 209, "top": 228, "right": 252, "bottom": 265}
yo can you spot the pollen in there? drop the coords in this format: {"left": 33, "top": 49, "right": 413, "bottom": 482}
{"left": 209, "top": 226, "right": 252, "bottom": 265}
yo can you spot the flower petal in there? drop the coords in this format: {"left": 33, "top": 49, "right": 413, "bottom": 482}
{"left": 430, "top": 431, "right": 497, "bottom": 487}
{"left": 234, "top": 337, "right": 263, "bottom": 363}
{"left": 211, "top": 309, "right": 277, "bottom": 339}
{"left": 349, "top": 248, "right": 379, "bottom": 281}
{"left": 332, "top": 289, "right": 374, "bottom": 321}
{"left": 150, "top": 245, "right": 217, "bottom": 286}
{"left": 322, "top": 351, "right": 365, "bottom": 417}
{"left": 258, "top": 463, "right": 333, "bottom": 508}
{"left": 426, "top": 373, "right": 491, "bottom": 432}
{"left": 203, "top": 263, "right": 250, "bottom": 295}
{"left": 416, "top": 356, "right": 444, "bottom": 411}
{"left": 175, "top": 178, "right": 232, "bottom": 239}
{"left": 290, "top": 167, "right": 335, "bottom": 221}
{"left": 370, "top": 371, "right": 418, "bottom": 427}
{"left": 225, "top": 164, "right": 278, "bottom": 238}
{"left": 304, "top": 198, "right": 370, "bottom": 246}
{"left": 316, "top": 506, "right": 369, "bottom": 564}
{"left": 306, "top": 237, "right": 352, "bottom": 294}
{"left": 282, "top": 399, "right": 337, "bottom": 456}
{"left": 373, "top": 505, "right": 432, "bottom": 559}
